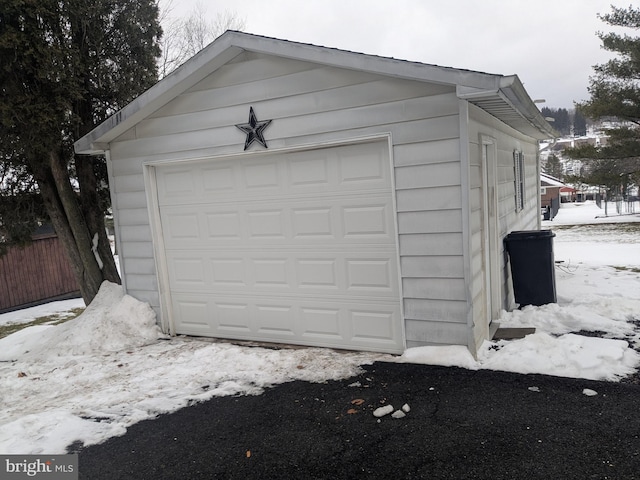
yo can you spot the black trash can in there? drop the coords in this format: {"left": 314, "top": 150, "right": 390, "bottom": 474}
{"left": 504, "top": 230, "right": 557, "bottom": 307}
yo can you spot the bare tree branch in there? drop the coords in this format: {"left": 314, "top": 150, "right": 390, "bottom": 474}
{"left": 157, "top": 0, "right": 246, "bottom": 77}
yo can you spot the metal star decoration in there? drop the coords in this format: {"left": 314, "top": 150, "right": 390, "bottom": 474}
{"left": 235, "top": 107, "right": 272, "bottom": 150}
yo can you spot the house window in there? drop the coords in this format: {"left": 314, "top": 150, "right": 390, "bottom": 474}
{"left": 514, "top": 150, "right": 525, "bottom": 211}
{"left": 540, "top": 186, "right": 547, "bottom": 195}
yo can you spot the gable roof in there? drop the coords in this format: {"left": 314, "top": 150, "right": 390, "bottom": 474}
{"left": 541, "top": 172, "right": 566, "bottom": 187}
{"left": 75, "top": 31, "right": 557, "bottom": 154}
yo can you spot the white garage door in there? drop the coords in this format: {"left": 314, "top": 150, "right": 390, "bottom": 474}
{"left": 154, "top": 140, "right": 404, "bottom": 353}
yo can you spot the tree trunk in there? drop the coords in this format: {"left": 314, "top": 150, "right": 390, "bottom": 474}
{"left": 31, "top": 161, "right": 93, "bottom": 303}
{"left": 75, "top": 154, "right": 121, "bottom": 284}
{"left": 30, "top": 149, "right": 111, "bottom": 305}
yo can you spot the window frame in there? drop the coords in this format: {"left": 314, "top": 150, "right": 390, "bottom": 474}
{"left": 513, "top": 150, "right": 525, "bottom": 212}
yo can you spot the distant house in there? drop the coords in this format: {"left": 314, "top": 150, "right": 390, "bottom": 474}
{"left": 549, "top": 136, "right": 608, "bottom": 153}
{"left": 0, "top": 226, "right": 80, "bottom": 313}
{"left": 560, "top": 185, "right": 577, "bottom": 203}
{"left": 75, "top": 32, "right": 555, "bottom": 356}
{"left": 540, "top": 173, "right": 565, "bottom": 220}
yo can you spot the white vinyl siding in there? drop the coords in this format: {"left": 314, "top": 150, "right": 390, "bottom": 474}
{"left": 467, "top": 104, "right": 540, "bottom": 343}
{"left": 394, "top": 132, "right": 468, "bottom": 348}
{"left": 107, "top": 52, "right": 467, "bottom": 348}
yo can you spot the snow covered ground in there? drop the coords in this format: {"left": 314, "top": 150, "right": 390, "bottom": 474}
{"left": 1, "top": 200, "right": 639, "bottom": 455}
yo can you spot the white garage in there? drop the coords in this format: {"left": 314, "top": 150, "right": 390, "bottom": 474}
{"left": 151, "top": 140, "right": 404, "bottom": 352}
{"left": 75, "top": 32, "right": 555, "bottom": 356}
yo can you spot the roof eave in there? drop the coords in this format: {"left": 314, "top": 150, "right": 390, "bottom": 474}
{"left": 457, "top": 76, "right": 559, "bottom": 140}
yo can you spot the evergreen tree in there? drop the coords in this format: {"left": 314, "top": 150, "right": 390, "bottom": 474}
{"left": 540, "top": 107, "right": 571, "bottom": 136}
{"left": 573, "top": 109, "right": 587, "bottom": 136}
{"left": 0, "top": 0, "right": 162, "bottom": 303}
{"left": 544, "top": 154, "right": 564, "bottom": 179}
{"left": 556, "top": 108, "right": 571, "bottom": 136}
{"left": 565, "top": 5, "right": 640, "bottom": 192}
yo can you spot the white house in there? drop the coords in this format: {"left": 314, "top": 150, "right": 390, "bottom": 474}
{"left": 75, "top": 31, "right": 555, "bottom": 356}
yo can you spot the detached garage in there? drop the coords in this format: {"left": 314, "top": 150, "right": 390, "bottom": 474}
{"left": 75, "top": 31, "right": 556, "bottom": 355}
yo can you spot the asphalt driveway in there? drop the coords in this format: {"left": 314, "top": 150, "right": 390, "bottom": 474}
{"left": 75, "top": 362, "right": 640, "bottom": 479}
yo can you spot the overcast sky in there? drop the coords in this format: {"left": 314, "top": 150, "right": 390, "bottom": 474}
{"left": 166, "top": 0, "right": 630, "bottom": 109}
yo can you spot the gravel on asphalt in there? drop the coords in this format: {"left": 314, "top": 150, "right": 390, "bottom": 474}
{"left": 75, "top": 361, "right": 640, "bottom": 480}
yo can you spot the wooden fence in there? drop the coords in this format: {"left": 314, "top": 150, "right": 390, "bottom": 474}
{"left": 0, "top": 233, "right": 81, "bottom": 313}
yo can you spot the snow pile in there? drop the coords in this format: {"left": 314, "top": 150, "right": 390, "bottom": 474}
{"left": 400, "top": 345, "right": 478, "bottom": 369}
{"left": 0, "top": 282, "right": 160, "bottom": 361}
{"left": 399, "top": 329, "right": 640, "bottom": 382}
{"left": 478, "top": 333, "right": 639, "bottom": 381}
{"left": 477, "top": 298, "right": 640, "bottom": 381}
{"left": 499, "top": 302, "right": 638, "bottom": 339}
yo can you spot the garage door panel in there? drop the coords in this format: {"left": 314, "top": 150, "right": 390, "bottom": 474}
{"left": 351, "top": 309, "right": 397, "bottom": 342}
{"left": 255, "top": 304, "right": 297, "bottom": 336}
{"left": 342, "top": 203, "right": 391, "bottom": 237}
{"left": 171, "top": 257, "right": 206, "bottom": 286}
{"left": 157, "top": 140, "right": 404, "bottom": 353}
{"left": 160, "top": 196, "right": 396, "bottom": 249}
{"left": 300, "top": 307, "right": 342, "bottom": 338}
{"left": 166, "top": 250, "right": 399, "bottom": 297}
{"left": 289, "top": 155, "right": 330, "bottom": 187}
{"left": 346, "top": 258, "right": 394, "bottom": 291}
{"left": 202, "top": 165, "right": 236, "bottom": 193}
{"left": 210, "top": 258, "right": 246, "bottom": 286}
{"left": 173, "top": 299, "right": 211, "bottom": 332}
{"left": 206, "top": 211, "right": 243, "bottom": 240}
{"left": 173, "top": 297, "right": 253, "bottom": 335}
{"left": 163, "top": 212, "right": 200, "bottom": 241}
{"left": 296, "top": 258, "right": 338, "bottom": 289}
{"left": 158, "top": 168, "right": 197, "bottom": 200}
{"left": 158, "top": 144, "right": 391, "bottom": 207}
{"left": 171, "top": 293, "right": 402, "bottom": 351}
{"left": 251, "top": 258, "right": 290, "bottom": 288}
{"left": 242, "top": 158, "right": 283, "bottom": 190}
{"left": 247, "top": 209, "right": 287, "bottom": 239}
{"left": 291, "top": 207, "right": 333, "bottom": 238}
{"left": 339, "top": 147, "right": 387, "bottom": 184}
{"left": 215, "top": 302, "right": 252, "bottom": 333}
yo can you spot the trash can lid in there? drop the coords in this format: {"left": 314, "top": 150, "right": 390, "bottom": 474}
{"left": 505, "top": 230, "right": 555, "bottom": 240}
